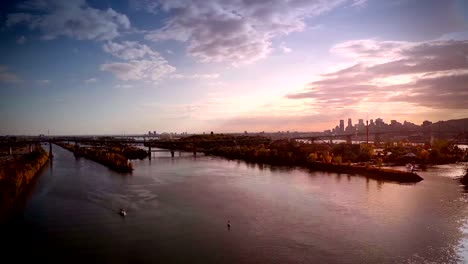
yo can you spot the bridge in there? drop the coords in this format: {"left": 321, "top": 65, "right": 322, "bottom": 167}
{"left": 0, "top": 137, "right": 272, "bottom": 158}
{"left": 1, "top": 130, "right": 466, "bottom": 158}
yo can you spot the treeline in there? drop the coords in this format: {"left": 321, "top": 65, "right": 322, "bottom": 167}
{"left": 76, "top": 141, "right": 149, "bottom": 160}
{"left": 173, "top": 135, "right": 465, "bottom": 166}
{"left": 381, "top": 139, "right": 467, "bottom": 165}
{"left": 56, "top": 143, "right": 133, "bottom": 173}
{"left": 204, "top": 139, "right": 371, "bottom": 166}
{"left": 106, "top": 145, "right": 148, "bottom": 160}
{"left": 0, "top": 145, "right": 49, "bottom": 214}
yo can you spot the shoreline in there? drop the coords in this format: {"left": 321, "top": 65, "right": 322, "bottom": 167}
{"left": 0, "top": 145, "right": 49, "bottom": 218}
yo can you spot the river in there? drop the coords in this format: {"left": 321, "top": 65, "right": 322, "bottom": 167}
{"left": 1, "top": 145, "right": 468, "bottom": 263}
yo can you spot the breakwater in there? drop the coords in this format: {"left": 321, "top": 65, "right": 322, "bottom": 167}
{"left": 56, "top": 143, "right": 133, "bottom": 173}
{"left": 0, "top": 145, "right": 49, "bottom": 215}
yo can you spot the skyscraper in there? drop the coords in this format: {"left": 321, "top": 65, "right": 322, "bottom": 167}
{"left": 339, "top": 120, "right": 344, "bottom": 133}
{"left": 358, "top": 119, "right": 365, "bottom": 132}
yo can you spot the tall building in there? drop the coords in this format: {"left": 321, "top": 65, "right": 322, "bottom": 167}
{"left": 375, "top": 118, "right": 384, "bottom": 127}
{"left": 339, "top": 120, "right": 344, "bottom": 133}
{"left": 358, "top": 119, "right": 365, "bottom": 132}
{"left": 346, "top": 118, "right": 354, "bottom": 133}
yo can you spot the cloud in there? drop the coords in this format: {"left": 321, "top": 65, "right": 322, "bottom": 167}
{"left": 144, "top": 0, "right": 351, "bottom": 64}
{"left": 16, "top": 36, "right": 27, "bottom": 44}
{"left": 6, "top": 0, "right": 130, "bottom": 40}
{"left": 280, "top": 43, "right": 292, "bottom": 53}
{"left": 36, "top": 79, "right": 50, "bottom": 85}
{"left": 102, "top": 41, "right": 160, "bottom": 60}
{"left": 170, "top": 73, "right": 220, "bottom": 80}
{"left": 330, "top": 39, "right": 413, "bottom": 64}
{"left": 101, "top": 60, "right": 175, "bottom": 81}
{"left": 84, "top": 78, "right": 97, "bottom": 84}
{"left": 0, "top": 65, "right": 21, "bottom": 83}
{"left": 101, "top": 41, "right": 175, "bottom": 82}
{"left": 286, "top": 39, "right": 468, "bottom": 111}
{"left": 114, "top": 84, "right": 134, "bottom": 89}
{"left": 351, "top": 0, "right": 367, "bottom": 7}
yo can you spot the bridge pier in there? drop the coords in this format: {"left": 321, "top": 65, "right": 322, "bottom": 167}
{"left": 148, "top": 146, "right": 151, "bottom": 160}
{"left": 9, "top": 146, "right": 12, "bottom": 155}
{"left": 49, "top": 142, "right": 53, "bottom": 158}
{"left": 374, "top": 134, "right": 381, "bottom": 147}
{"left": 346, "top": 135, "right": 352, "bottom": 144}
{"left": 171, "top": 150, "right": 175, "bottom": 157}
{"left": 193, "top": 151, "right": 197, "bottom": 157}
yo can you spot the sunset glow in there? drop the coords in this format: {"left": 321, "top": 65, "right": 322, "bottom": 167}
{"left": 1, "top": 0, "right": 467, "bottom": 134}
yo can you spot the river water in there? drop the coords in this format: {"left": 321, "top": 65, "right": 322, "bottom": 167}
{"left": 2, "top": 145, "right": 468, "bottom": 263}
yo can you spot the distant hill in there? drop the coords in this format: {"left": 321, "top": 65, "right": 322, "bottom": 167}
{"left": 432, "top": 118, "right": 468, "bottom": 132}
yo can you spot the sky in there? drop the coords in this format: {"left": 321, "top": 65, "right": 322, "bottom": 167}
{"left": 0, "top": 0, "right": 467, "bottom": 135}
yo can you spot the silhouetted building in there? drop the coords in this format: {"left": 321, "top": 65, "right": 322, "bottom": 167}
{"left": 346, "top": 118, "right": 354, "bottom": 133}
{"left": 358, "top": 119, "right": 365, "bottom": 132}
{"left": 339, "top": 120, "right": 344, "bottom": 134}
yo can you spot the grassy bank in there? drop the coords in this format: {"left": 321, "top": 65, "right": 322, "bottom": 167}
{"left": 56, "top": 143, "right": 133, "bottom": 173}
{"left": 0, "top": 145, "right": 49, "bottom": 213}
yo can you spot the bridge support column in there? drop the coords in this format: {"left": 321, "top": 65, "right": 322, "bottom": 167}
{"left": 346, "top": 135, "right": 352, "bottom": 144}
{"left": 193, "top": 151, "right": 197, "bottom": 157}
{"left": 374, "top": 134, "right": 381, "bottom": 147}
{"left": 148, "top": 146, "right": 151, "bottom": 160}
{"left": 9, "top": 146, "right": 12, "bottom": 155}
{"left": 171, "top": 150, "right": 175, "bottom": 157}
{"left": 49, "top": 142, "right": 53, "bottom": 158}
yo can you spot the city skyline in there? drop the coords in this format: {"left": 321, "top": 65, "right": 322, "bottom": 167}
{"left": 329, "top": 116, "right": 429, "bottom": 134}
{"left": 1, "top": 0, "right": 468, "bottom": 135}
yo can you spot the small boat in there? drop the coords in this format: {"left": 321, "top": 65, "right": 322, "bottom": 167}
{"left": 119, "top": 208, "right": 127, "bottom": 217}
{"left": 406, "top": 163, "right": 418, "bottom": 172}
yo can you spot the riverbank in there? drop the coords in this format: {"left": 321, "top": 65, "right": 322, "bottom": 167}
{"left": 55, "top": 143, "right": 133, "bottom": 173}
{"left": 0, "top": 145, "right": 49, "bottom": 216}
{"left": 461, "top": 167, "right": 468, "bottom": 185}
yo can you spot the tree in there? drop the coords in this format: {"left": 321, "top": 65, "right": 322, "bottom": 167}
{"left": 307, "top": 153, "right": 318, "bottom": 163}
{"left": 333, "top": 156, "right": 342, "bottom": 165}
{"left": 376, "top": 157, "right": 383, "bottom": 168}
{"left": 417, "top": 149, "right": 429, "bottom": 163}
